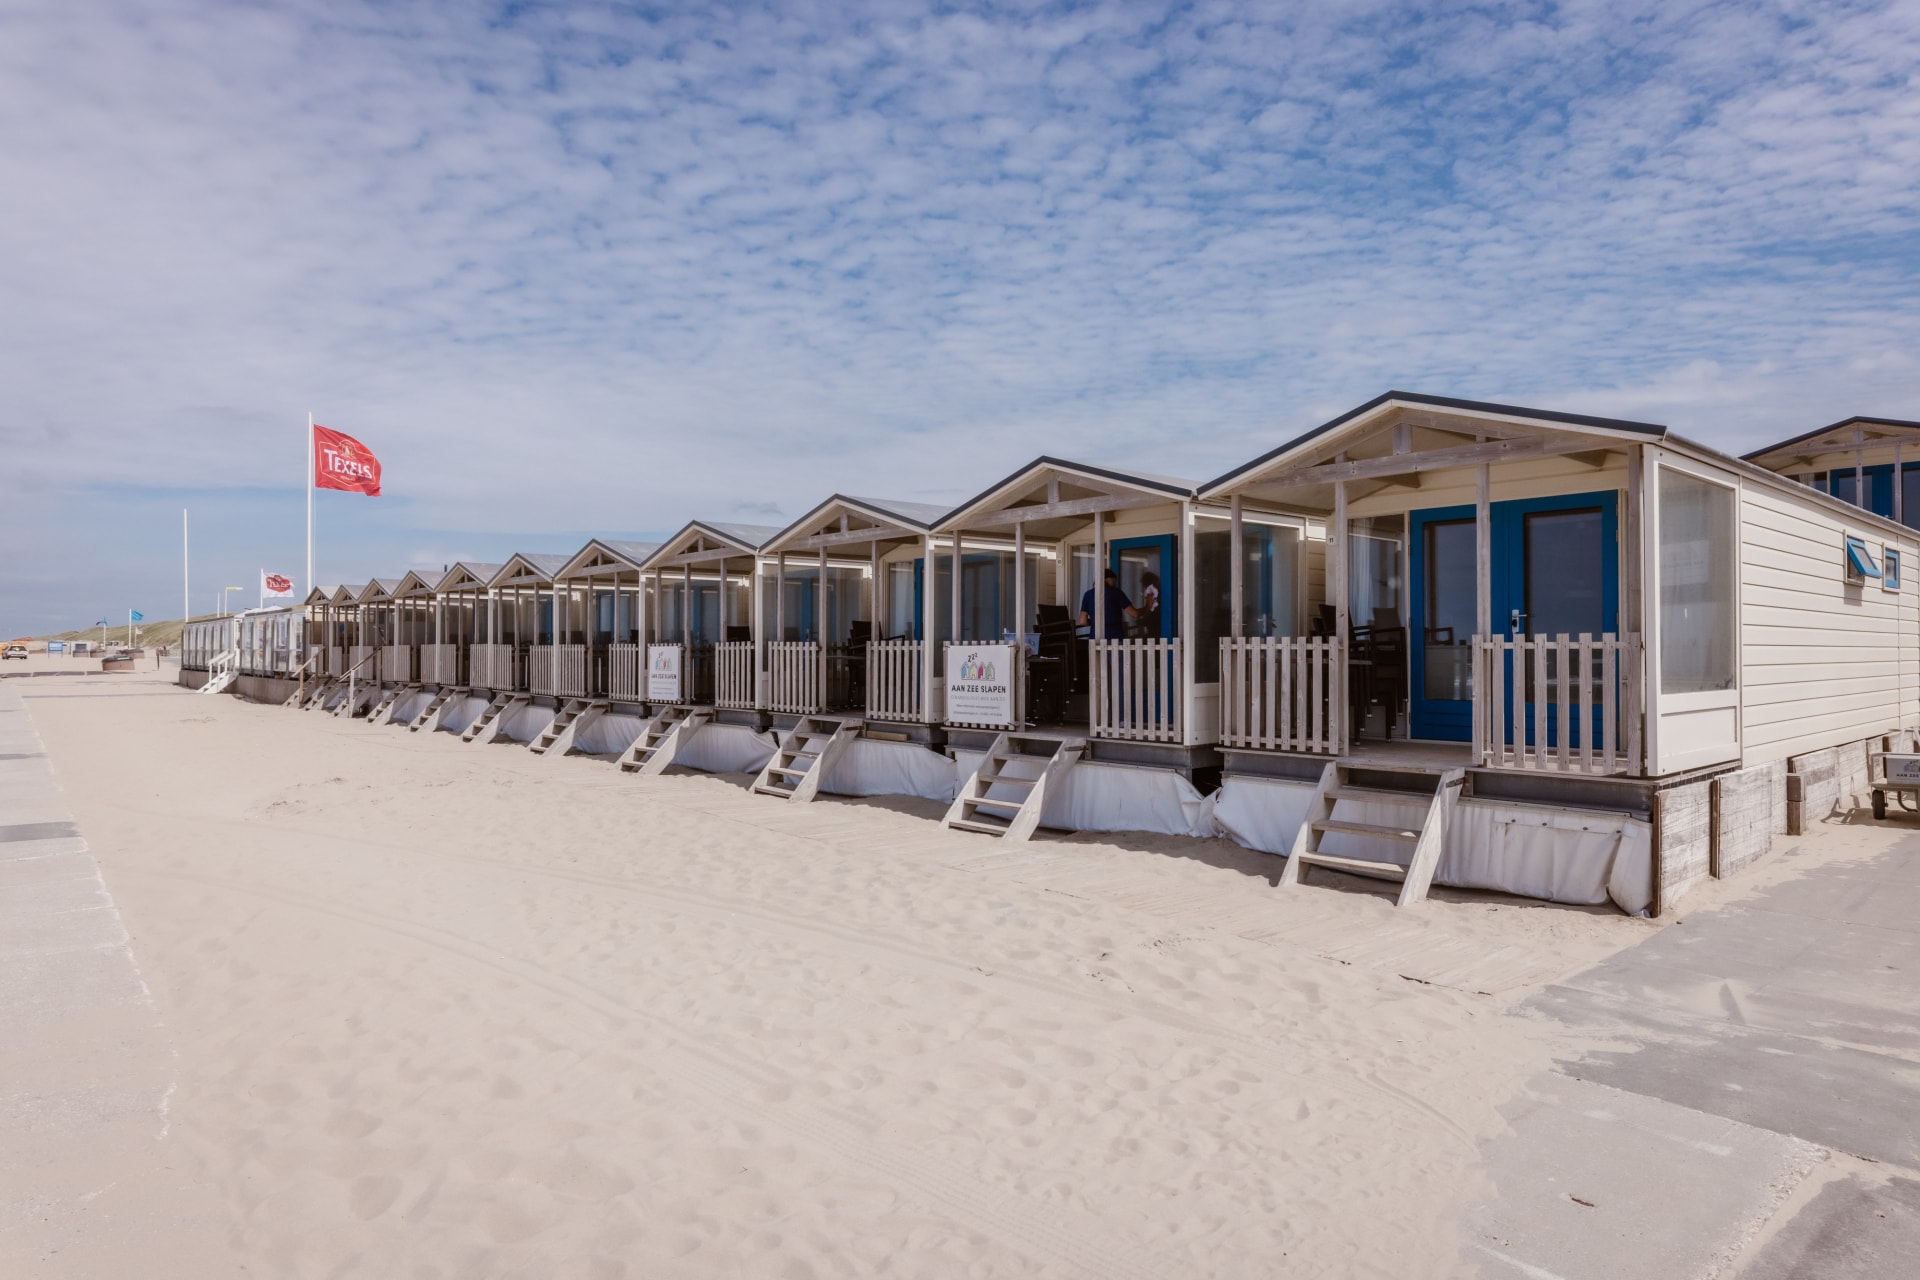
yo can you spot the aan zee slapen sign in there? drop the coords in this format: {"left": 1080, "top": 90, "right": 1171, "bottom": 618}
{"left": 947, "top": 644, "right": 1015, "bottom": 726}
{"left": 647, "top": 644, "right": 682, "bottom": 703}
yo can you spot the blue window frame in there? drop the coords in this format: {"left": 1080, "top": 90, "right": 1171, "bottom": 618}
{"left": 1846, "top": 535, "right": 1882, "bottom": 581}
{"left": 1885, "top": 548, "right": 1902, "bottom": 591}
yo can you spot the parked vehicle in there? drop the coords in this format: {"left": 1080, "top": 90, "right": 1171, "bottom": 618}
{"left": 2, "top": 645, "right": 27, "bottom": 660}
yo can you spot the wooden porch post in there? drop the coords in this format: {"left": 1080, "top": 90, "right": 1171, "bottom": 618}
{"left": 1179, "top": 500, "right": 1196, "bottom": 745}
{"left": 1229, "top": 495, "right": 1244, "bottom": 639}
{"left": 818, "top": 544, "right": 829, "bottom": 708}
{"left": 1899, "top": 441, "right": 1907, "bottom": 527}
{"left": 1013, "top": 520, "right": 1026, "bottom": 646}
{"left": 922, "top": 533, "right": 937, "bottom": 722}
{"left": 681, "top": 563, "right": 692, "bottom": 652}
{"left": 1331, "top": 479, "right": 1348, "bottom": 749}
{"left": 1476, "top": 462, "right": 1491, "bottom": 760}
{"left": 1093, "top": 510, "right": 1106, "bottom": 640}
{"left": 776, "top": 552, "right": 787, "bottom": 642}
{"left": 1625, "top": 444, "right": 1646, "bottom": 776}
{"left": 951, "top": 530, "right": 963, "bottom": 645}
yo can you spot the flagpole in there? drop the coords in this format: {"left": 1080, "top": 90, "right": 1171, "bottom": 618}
{"left": 182, "top": 508, "right": 189, "bottom": 630}
{"left": 306, "top": 412, "right": 314, "bottom": 600}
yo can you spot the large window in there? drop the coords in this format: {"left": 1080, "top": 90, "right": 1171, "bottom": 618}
{"left": 1193, "top": 517, "right": 1303, "bottom": 681}
{"left": 1657, "top": 468, "right": 1737, "bottom": 694}
{"left": 1349, "top": 516, "right": 1403, "bottom": 629}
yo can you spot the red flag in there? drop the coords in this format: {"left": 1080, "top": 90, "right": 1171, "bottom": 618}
{"left": 313, "top": 424, "right": 382, "bottom": 496}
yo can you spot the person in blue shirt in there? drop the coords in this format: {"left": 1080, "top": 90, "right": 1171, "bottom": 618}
{"left": 1078, "top": 569, "right": 1138, "bottom": 637}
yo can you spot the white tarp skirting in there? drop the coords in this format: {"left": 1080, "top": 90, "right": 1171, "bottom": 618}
{"left": 435, "top": 694, "right": 492, "bottom": 736}
{"left": 952, "top": 750, "right": 1211, "bottom": 838}
{"left": 1203, "top": 774, "right": 1654, "bottom": 915}
{"left": 573, "top": 712, "right": 649, "bottom": 756}
{"left": 500, "top": 703, "right": 555, "bottom": 744}
{"left": 390, "top": 689, "right": 434, "bottom": 725}
{"left": 673, "top": 722, "right": 779, "bottom": 774}
{"left": 820, "top": 738, "right": 959, "bottom": 803}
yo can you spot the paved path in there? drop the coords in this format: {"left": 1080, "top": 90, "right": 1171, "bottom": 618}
{"left": 0, "top": 682, "right": 227, "bottom": 1277}
{"left": 1469, "top": 824, "right": 1920, "bottom": 1278}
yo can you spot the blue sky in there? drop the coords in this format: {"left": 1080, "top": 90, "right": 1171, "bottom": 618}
{"left": 3, "top": 0, "right": 1917, "bottom": 633}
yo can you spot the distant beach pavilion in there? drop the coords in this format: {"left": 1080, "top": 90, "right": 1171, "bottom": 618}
{"left": 550, "top": 539, "right": 660, "bottom": 704}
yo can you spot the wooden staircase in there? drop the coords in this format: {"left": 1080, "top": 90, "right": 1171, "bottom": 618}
{"left": 331, "top": 683, "right": 381, "bottom": 719}
{"left": 409, "top": 686, "right": 464, "bottom": 733}
{"left": 285, "top": 677, "right": 331, "bottom": 709}
{"left": 942, "top": 733, "right": 1084, "bottom": 841}
{"left": 1278, "top": 763, "right": 1465, "bottom": 907}
{"left": 368, "top": 683, "right": 419, "bottom": 726}
{"left": 618, "top": 706, "right": 711, "bottom": 775}
{"left": 461, "top": 692, "right": 528, "bottom": 744}
{"left": 530, "top": 698, "right": 607, "bottom": 757}
{"left": 751, "top": 717, "right": 862, "bottom": 803}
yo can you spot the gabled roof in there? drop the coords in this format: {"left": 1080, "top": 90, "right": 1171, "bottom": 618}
{"left": 940, "top": 457, "right": 1195, "bottom": 535}
{"left": 392, "top": 570, "right": 438, "bottom": 597}
{"left": 556, "top": 538, "right": 663, "bottom": 579}
{"left": 1742, "top": 415, "right": 1920, "bottom": 465}
{"left": 641, "top": 520, "right": 783, "bottom": 569}
{"left": 761, "top": 495, "right": 949, "bottom": 555}
{"left": 434, "top": 561, "right": 505, "bottom": 592}
{"left": 487, "top": 553, "right": 571, "bottom": 588}
{"left": 356, "top": 578, "right": 401, "bottom": 603}
{"left": 1200, "top": 390, "right": 1668, "bottom": 498}
{"left": 329, "top": 584, "right": 364, "bottom": 606}
{"left": 302, "top": 585, "right": 337, "bottom": 606}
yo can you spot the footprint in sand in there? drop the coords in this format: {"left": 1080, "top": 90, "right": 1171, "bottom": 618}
{"left": 348, "top": 1174, "right": 402, "bottom": 1219}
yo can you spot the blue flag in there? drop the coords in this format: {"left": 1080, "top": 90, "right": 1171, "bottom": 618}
{"left": 130, "top": 610, "right": 144, "bottom": 622}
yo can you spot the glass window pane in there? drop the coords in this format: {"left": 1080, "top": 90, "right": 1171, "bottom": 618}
{"left": 1349, "top": 516, "right": 1403, "bottom": 629}
{"left": 1658, "top": 469, "right": 1737, "bottom": 694}
{"left": 1423, "top": 520, "right": 1475, "bottom": 701}
{"left": 1524, "top": 509, "right": 1605, "bottom": 637}
{"left": 1904, "top": 468, "right": 1920, "bottom": 530}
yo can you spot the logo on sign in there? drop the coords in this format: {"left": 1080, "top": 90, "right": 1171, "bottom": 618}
{"left": 265, "top": 574, "right": 292, "bottom": 594}
{"left": 958, "top": 652, "right": 997, "bottom": 681}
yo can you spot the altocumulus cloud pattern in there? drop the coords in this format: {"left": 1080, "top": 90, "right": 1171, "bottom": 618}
{"left": 1, "top": 0, "right": 1917, "bottom": 630}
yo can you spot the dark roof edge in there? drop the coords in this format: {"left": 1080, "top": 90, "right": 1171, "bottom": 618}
{"left": 1740, "top": 415, "right": 1920, "bottom": 462}
{"left": 1199, "top": 391, "right": 1669, "bottom": 496}
{"left": 942, "top": 456, "right": 1193, "bottom": 527}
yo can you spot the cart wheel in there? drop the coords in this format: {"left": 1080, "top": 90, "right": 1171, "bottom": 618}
{"left": 1874, "top": 789, "right": 1888, "bottom": 821}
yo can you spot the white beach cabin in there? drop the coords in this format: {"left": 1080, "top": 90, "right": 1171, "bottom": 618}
{"left": 527, "top": 539, "right": 662, "bottom": 758}
{"left": 748, "top": 495, "right": 954, "bottom": 803}
{"left": 459, "top": 553, "right": 571, "bottom": 745}
{"left": 623, "top": 522, "right": 782, "bottom": 774}
{"left": 1194, "top": 391, "right": 1920, "bottom": 914}
{"left": 930, "top": 457, "right": 1223, "bottom": 841}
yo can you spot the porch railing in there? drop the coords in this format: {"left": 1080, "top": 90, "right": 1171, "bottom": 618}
{"left": 715, "top": 641, "right": 756, "bottom": 709}
{"left": 556, "top": 645, "right": 587, "bottom": 697}
{"left": 528, "top": 644, "right": 587, "bottom": 697}
{"left": 1090, "top": 638, "right": 1184, "bottom": 743}
{"left": 469, "top": 644, "right": 517, "bottom": 690}
{"left": 349, "top": 645, "right": 381, "bottom": 685}
{"left": 867, "top": 640, "right": 925, "bottom": 723}
{"left": 1472, "top": 633, "right": 1643, "bottom": 776}
{"left": 421, "top": 643, "right": 460, "bottom": 685}
{"left": 768, "top": 641, "right": 821, "bottom": 714}
{"left": 609, "top": 642, "right": 643, "bottom": 702}
{"left": 1218, "top": 637, "right": 1345, "bottom": 755}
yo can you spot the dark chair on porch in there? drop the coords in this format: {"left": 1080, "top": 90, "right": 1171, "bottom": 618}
{"left": 1032, "top": 604, "right": 1077, "bottom": 723}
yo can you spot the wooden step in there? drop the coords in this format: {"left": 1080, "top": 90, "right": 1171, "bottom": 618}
{"left": 963, "top": 796, "right": 1026, "bottom": 813}
{"left": 1297, "top": 852, "right": 1410, "bottom": 880}
{"left": 1326, "top": 785, "right": 1434, "bottom": 805}
{"left": 948, "top": 815, "right": 1013, "bottom": 835}
{"left": 1310, "top": 818, "right": 1421, "bottom": 841}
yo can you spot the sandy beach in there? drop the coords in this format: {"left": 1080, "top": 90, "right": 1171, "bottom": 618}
{"left": 5, "top": 665, "right": 1853, "bottom": 1277}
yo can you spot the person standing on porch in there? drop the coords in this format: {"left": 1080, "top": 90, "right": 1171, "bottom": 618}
{"left": 1078, "top": 569, "right": 1138, "bottom": 637}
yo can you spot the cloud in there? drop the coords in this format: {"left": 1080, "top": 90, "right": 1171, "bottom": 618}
{"left": 3, "top": 0, "right": 1919, "bottom": 629}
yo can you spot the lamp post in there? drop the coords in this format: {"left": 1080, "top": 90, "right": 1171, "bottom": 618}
{"left": 219, "top": 586, "right": 242, "bottom": 617}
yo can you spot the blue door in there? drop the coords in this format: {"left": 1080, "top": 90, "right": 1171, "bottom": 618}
{"left": 1409, "top": 492, "right": 1618, "bottom": 742}
{"left": 1107, "top": 535, "right": 1176, "bottom": 638}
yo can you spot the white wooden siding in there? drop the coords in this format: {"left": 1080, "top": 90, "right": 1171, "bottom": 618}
{"left": 1738, "top": 478, "right": 1920, "bottom": 765}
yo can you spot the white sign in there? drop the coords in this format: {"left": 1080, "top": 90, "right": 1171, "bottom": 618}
{"left": 947, "top": 644, "right": 1015, "bottom": 726}
{"left": 647, "top": 644, "right": 682, "bottom": 703}
{"left": 1885, "top": 754, "right": 1920, "bottom": 785}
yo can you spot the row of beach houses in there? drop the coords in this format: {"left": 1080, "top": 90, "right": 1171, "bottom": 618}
{"left": 182, "top": 392, "right": 1920, "bottom": 917}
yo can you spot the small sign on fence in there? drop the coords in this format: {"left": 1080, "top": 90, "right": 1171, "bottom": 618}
{"left": 647, "top": 644, "right": 682, "bottom": 703}
{"left": 947, "top": 644, "right": 1014, "bottom": 725}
